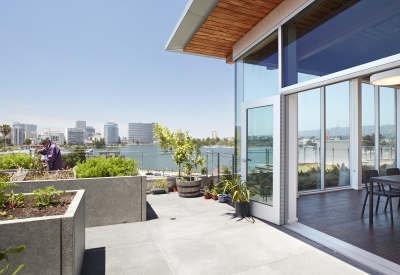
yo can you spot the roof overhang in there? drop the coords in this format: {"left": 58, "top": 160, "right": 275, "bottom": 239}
{"left": 166, "top": 0, "right": 283, "bottom": 64}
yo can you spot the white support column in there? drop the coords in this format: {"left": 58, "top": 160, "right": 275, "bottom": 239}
{"left": 375, "top": 86, "right": 380, "bottom": 170}
{"left": 320, "top": 87, "right": 326, "bottom": 190}
{"left": 396, "top": 89, "right": 400, "bottom": 168}
{"left": 285, "top": 93, "right": 298, "bottom": 224}
{"left": 350, "top": 79, "right": 362, "bottom": 190}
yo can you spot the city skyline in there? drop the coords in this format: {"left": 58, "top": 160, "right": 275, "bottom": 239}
{"left": 0, "top": 1, "right": 234, "bottom": 139}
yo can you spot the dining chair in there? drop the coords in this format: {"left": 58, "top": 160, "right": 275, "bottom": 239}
{"left": 385, "top": 167, "right": 400, "bottom": 209}
{"left": 362, "top": 169, "right": 400, "bottom": 225}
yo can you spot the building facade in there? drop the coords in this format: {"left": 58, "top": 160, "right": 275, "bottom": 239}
{"left": 11, "top": 126, "right": 24, "bottom": 145}
{"left": 168, "top": 0, "right": 400, "bottom": 271}
{"left": 86, "top": 126, "right": 95, "bottom": 138}
{"left": 128, "top": 122, "right": 155, "bottom": 144}
{"left": 65, "top": 128, "right": 85, "bottom": 145}
{"left": 212, "top": 131, "right": 217, "bottom": 139}
{"left": 103, "top": 122, "right": 119, "bottom": 145}
{"left": 74, "top": 120, "right": 86, "bottom": 130}
{"left": 42, "top": 131, "right": 65, "bottom": 146}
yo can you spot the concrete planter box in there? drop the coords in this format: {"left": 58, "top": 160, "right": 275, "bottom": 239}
{"left": 12, "top": 176, "right": 146, "bottom": 227}
{"left": 0, "top": 190, "right": 85, "bottom": 275}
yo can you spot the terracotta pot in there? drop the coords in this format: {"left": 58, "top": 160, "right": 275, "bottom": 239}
{"left": 211, "top": 194, "right": 218, "bottom": 200}
{"left": 173, "top": 186, "right": 178, "bottom": 192}
{"left": 204, "top": 193, "right": 211, "bottom": 199}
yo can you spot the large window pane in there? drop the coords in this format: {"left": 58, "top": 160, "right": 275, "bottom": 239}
{"left": 283, "top": 0, "right": 400, "bottom": 87}
{"left": 243, "top": 31, "right": 279, "bottom": 101}
{"left": 247, "top": 106, "right": 273, "bottom": 206}
{"left": 325, "top": 81, "right": 350, "bottom": 187}
{"left": 379, "top": 87, "right": 395, "bottom": 174}
{"left": 298, "top": 88, "right": 321, "bottom": 191}
{"left": 361, "top": 83, "right": 375, "bottom": 172}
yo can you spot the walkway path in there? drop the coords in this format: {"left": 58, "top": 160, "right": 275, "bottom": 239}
{"left": 84, "top": 192, "right": 378, "bottom": 275}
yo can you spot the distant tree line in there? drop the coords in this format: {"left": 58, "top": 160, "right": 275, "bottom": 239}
{"left": 192, "top": 137, "right": 234, "bottom": 148}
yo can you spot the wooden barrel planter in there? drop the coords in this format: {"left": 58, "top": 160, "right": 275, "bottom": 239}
{"left": 176, "top": 178, "right": 201, "bottom": 198}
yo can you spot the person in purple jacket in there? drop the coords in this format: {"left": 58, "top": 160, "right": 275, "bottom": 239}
{"left": 37, "top": 137, "right": 64, "bottom": 170}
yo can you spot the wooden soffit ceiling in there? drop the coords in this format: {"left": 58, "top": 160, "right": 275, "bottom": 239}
{"left": 184, "top": 0, "right": 284, "bottom": 63}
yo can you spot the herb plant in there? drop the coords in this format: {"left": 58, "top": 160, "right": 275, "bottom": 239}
{"left": 75, "top": 156, "right": 138, "bottom": 178}
{"left": 0, "top": 245, "right": 26, "bottom": 275}
{"left": 29, "top": 186, "right": 66, "bottom": 207}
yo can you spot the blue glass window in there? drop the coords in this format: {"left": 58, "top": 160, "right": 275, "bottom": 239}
{"left": 283, "top": 0, "right": 400, "bottom": 87}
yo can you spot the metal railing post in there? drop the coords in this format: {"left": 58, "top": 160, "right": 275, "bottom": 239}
{"left": 232, "top": 153, "right": 235, "bottom": 181}
{"left": 217, "top": 153, "right": 220, "bottom": 182}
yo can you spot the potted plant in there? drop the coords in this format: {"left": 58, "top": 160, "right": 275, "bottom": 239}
{"left": 152, "top": 178, "right": 169, "bottom": 195}
{"left": 221, "top": 176, "right": 250, "bottom": 218}
{"left": 204, "top": 188, "right": 211, "bottom": 199}
{"left": 210, "top": 188, "right": 219, "bottom": 200}
{"left": 153, "top": 123, "right": 205, "bottom": 198}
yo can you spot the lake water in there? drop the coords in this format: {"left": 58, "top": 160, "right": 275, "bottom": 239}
{"left": 62, "top": 145, "right": 235, "bottom": 173}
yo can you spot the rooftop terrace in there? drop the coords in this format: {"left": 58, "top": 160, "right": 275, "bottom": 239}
{"left": 82, "top": 192, "right": 378, "bottom": 275}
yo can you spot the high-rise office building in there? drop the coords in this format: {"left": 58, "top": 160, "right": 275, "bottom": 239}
{"left": 212, "top": 131, "right": 218, "bottom": 139}
{"left": 65, "top": 128, "right": 85, "bottom": 145}
{"left": 128, "top": 122, "right": 155, "bottom": 144}
{"left": 86, "top": 126, "right": 95, "bottom": 138}
{"left": 74, "top": 120, "right": 86, "bottom": 131}
{"left": 103, "top": 122, "right": 119, "bottom": 145}
{"left": 11, "top": 126, "right": 24, "bottom": 145}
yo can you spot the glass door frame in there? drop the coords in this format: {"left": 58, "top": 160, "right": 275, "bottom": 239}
{"left": 241, "top": 94, "right": 283, "bottom": 225}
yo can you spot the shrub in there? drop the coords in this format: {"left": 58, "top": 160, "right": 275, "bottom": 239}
{"left": 75, "top": 156, "right": 138, "bottom": 178}
{"left": 62, "top": 150, "right": 86, "bottom": 168}
{"left": 0, "top": 153, "right": 33, "bottom": 169}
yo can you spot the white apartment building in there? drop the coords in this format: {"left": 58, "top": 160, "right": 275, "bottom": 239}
{"left": 65, "top": 128, "right": 85, "bottom": 145}
{"left": 103, "top": 122, "right": 118, "bottom": 145}
{"left": 212, "top": 131, "right": 218, "bottom": 139}
{"left": 42, "top": 131, "right": 65, "bottom": 146}
{"left": 128, "top": 122, "right": 155, "bottom": 144}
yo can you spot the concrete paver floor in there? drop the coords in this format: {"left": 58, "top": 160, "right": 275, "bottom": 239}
{"left": 84, "top": 192, "right": 379, "bottom": 275}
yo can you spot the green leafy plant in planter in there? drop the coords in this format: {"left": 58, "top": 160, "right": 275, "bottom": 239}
{"left": 221, "top": 176, "right": 251, "bottom": 218}
{"left": 75, "top": 156, "right": 138, "bottom": 178}
{"left": 210, "top": 188, "right": 219, "bottom": 200}
{"left": 29, "top": 186, "right": 66, "bottom": 207}
{"left": 153, "top": 123, "right": 205, "bottom": 197}
{"left": 0, "top": 180, "right": 19, "bottom": 209}
{"left": 0, "top": 245, "right": 25, "bottom": 275}
{"left": 152, "top": 178, "right": 169, "bottom": 195}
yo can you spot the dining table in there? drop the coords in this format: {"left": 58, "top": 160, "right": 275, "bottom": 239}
{"left": 368, "top": 174, "right": 400, "bottom": 224}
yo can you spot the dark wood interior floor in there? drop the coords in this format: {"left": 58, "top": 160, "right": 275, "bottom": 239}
{"left": 298, "top": 189, "right": 400, "bottom": 265}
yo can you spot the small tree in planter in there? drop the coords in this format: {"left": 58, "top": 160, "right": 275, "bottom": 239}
{"left": 221, "top": 176, "right": 250, "bottom": 218}
{"left": 153, "top": 123, "right": 205, "bottom": 197}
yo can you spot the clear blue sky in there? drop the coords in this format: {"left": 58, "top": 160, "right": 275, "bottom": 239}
{"left": 0, "top": 0, "right": 234, "bottom": 139}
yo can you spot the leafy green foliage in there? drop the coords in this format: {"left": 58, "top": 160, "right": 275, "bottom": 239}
{"left": 6, "top": 191, "right": 24, "bottom": 209}
{"left": 0, "top": 245, "right": 25, "bottom": 275}
{"left": 0, "top": 180, "right": 19, "bottom": 208}
{"left": 93, "top": 138, "right": 105, "bottom": 148}
{"left": 153, "top": 123, "right": 205, "bottom": 180}
{"left": 221, "top": 176, "right": 250, "bottom": 203}
{"left": 0, "top": 154, "right": 33, "bottom": 170}
{"left": 0, "top": 125, "right": 11, "bottom": 152}
{"left": 23, "top": 138, "right": 31, "bottom": 145}
{"left": 62, "top": 150, "right": 86, "bottom": 168}
{"left": 29, "top": 186, "right": 66, "bottom": 207}
{"left": 153, "top": 178, "right": 169, "bottom": 189}
{"left": 75, "top": 156, "right": 138, "bottom": 178}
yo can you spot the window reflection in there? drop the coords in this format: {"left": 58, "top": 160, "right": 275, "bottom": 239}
{"left": 298, "top": 88, "right": 321, "bottom": 191}
{"left": 243, "top": 31, "right": 279, "bottom": 101}
{"left": 362, "top": 83, "right": 375, "bottom": 172}
{"left": 283, "top": 0, "right": 400, "bottom": 87}
{"left": 247, "top": 106, "right": 273, "bottom": 206}
{"left": 325, "top": 81, "right": 350, "bottom": 187}
{"left": 379, "top": 87, "right": 396, "bottom": 174}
